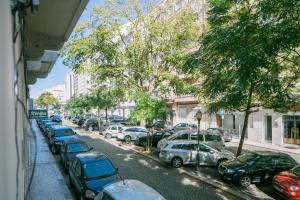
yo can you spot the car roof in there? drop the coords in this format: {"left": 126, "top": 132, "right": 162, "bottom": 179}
{"left": 104, "top": 180, "right": 165, "bottom": 200}
{"left": 124, "top": 126, "right": 146, "bottom": 129}
{"left": 62, "top": 138, "right": 85, "bottom": 145}
{"left": 254, "top": 151, "right": 290, "bottom": 157}
{"left": 168, "top": 140, "right": 199, "bottom": 145}
{"left": 76, "top": 151, "right": 108, "bottom": 163}
{"left": 52, "top": 126, "right": 72, "bottom": 130}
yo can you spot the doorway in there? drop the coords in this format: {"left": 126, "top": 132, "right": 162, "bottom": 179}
{"left": 265, "top": 116, "right": 272, "bottom": 141}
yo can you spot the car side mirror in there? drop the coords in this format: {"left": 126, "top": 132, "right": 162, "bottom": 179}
{"left": 116, "top": 168, "right": 119, "bottom": 173}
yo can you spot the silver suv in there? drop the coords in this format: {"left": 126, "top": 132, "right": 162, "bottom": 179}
{"left": 117, "top": 127, "right": 148, "bottom": 143}
{"left": 157, "top": 130, "right": 225, "bottom": 151}
{"left": 159, "top": 140, "right": 235, "bottom": 168}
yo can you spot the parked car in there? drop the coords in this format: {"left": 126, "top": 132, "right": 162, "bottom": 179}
{"left": 36, "top": 117, "right": 48, "bottom": 126}
{"left": 208, "top": 128, "right": 233, "bottom": 142}
{"left": 60, "top": 138, "right": 92, "bottom": 172}
{"left": 48, "top": 126, "right": 77, "bottom": 154}
{"left": 83, "top": 118, "right": 99, "bottom": 131}
{"left": 94, "top": 179, "right": 166, "bottom": 200}
{"left": 272, "top": 165, "right": 300, "bottom": 199}
{"left": 134, "top": 131, "right": 173, "bottom": 147}
{"left": 52, "top": 115, "right": 62, "bottom": 123}
{"left": 38, "top": 119, "right": 52, "bottom": 129}
{"left": 159, "top": 140, "right": 235, "bottom": 168}
{"left": 41, "top": 121, "right": 59, "bottom": 133}
{"left": 157, "top": 130, "right": 225, "bottom": 152}
{"left": 104, "top": 125, "right": 124, "bottom": 139}
{"left": 117, "top": 127, "right": 148, "bottom": 143}
{"left": 218, "top": 151, "right": 297, "bottom": 187}
{"left": 68, "top": 152, "right": 118, "bottom": 199}
{"left": 170, "top": 123, "right": 197, "bottom": 133}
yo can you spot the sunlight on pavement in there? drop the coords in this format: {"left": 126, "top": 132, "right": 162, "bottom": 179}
{"left": 138, "top": 159, "right": 161, "bottom": 170}
{"left": 181, "top": 177, "right": 200, "bottom": 187}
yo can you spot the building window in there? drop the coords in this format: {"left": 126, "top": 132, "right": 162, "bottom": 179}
{"left": 179, "top": 106, "right": 188, "bottom": 119}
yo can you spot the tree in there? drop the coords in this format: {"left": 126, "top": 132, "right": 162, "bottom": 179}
{"left": 62, "top": 0, "right": 200, "bottom": 120}
{"left": 35, "top": 92, "right": 59, "bottom": 110}
{"left": 89, "top": 86, "right": 124, "bottom": 121}
{"left": 64, "top": 95, "right": 91, "bottom": 116}
{"left": 185, "top": 0, "right": 300, "bottom": 156}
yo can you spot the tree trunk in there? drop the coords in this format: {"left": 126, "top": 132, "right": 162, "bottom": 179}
{"left": 236, "top": 110, "right": 250, "bottom": 156}
{"left": 236, "top": 84, "right": 253, "bottom": 156}
{"left": 105, "top": 108, "right": 108, "bottom": 123}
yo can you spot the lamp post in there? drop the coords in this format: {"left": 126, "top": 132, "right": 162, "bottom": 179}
{"left": 195, "top": 110, "right": 202, "bottom": 171}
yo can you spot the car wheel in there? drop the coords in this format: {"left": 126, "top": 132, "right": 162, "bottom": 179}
{"left": 51, "top": 145, "right": 57, "bottom": 154}
{"left": 88, "top": 126, "right": 94, "bottom": 132}
{"left": 171, "top": 157, "right": 183, "bottom": 168}
{"left": 217, "top": 159, "right": 227, "bottom": 169}
{"left": 105, "top": 133, "right": 112, "bottom": 139}
{"left": 124, "top": 135, "right": 131, "bottom": 143}
{"left": 239, "top": 175, "right": 251, "bottom": 187}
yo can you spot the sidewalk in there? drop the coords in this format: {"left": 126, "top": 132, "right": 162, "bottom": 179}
{"left": 230, "top": 138, "right": 300, "bottom": 155}
{"left": 28, "top": 120, "right": 72, "bottom": 200}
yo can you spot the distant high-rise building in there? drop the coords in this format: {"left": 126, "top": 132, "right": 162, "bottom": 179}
{"left": 46, "top": 84, "right": 66, "bottom": 104}
{"left": 65, "top": 72, "right": 74, "bottom": 101}
{"left": 65, "top": 72, "right": 91, "bottom": 98}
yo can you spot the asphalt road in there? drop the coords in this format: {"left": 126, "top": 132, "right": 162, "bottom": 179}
{"left": 73, "top": 131, "right": 238, "bottom": 200}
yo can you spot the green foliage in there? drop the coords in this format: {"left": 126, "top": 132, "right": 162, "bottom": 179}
{"left": 35, "top": 92, "right": 59, "bottom": 109}
{"left": 185, "top": 0, "right": 300, "bottom": 155}
{"left": 129, "top": 91, "right": 169, "bottom": 124}
{"left": 64, "top": 95, "right": 91, "bottom": 115}
{"left": 62, "top": 0, "right": 200, "bottom": 98}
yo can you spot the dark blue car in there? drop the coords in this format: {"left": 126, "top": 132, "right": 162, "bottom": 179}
{"left": 60, "top": 138, "right": 92, "bottom": 172}
{"left": 48, "top": 126, "right": 77, "bottom": 154}
{"left": 69, "top": 152, "right": 118, "bottom": 199}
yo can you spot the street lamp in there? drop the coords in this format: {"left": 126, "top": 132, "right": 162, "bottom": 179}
{"left": 195, "top": 110, "right": 202, "bottom": 171}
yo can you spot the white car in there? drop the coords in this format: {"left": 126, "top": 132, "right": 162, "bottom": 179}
{"left": 157, "top": 130, "right": 225, "bottom": 152}
{"left": 104, "top": 125, "right": 124, "bottom": 138}
{"left": 94, "top": 179, "right": 166, "bottom": 200}
{"left": 117, "top": 127, "right": 148, "bottom": 143}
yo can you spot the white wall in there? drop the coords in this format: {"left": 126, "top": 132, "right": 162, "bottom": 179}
{"left": 0, "top": 1, "right": 25, "bottom": 199}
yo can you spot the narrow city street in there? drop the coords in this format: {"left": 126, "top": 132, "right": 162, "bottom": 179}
{"left": 52, "top": 125, "right": 238, "bottom": 200}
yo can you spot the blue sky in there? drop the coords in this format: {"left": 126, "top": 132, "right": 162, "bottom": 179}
{"left": 30, "top": 0, "right": 159, "bottom": 98}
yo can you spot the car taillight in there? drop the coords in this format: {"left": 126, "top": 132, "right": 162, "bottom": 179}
{"left": 188, "top": 127, "right": 192, "bottom": 130}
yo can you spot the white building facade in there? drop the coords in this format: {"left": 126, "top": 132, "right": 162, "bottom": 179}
{"left": 46, "top": 84, "right": 66, "bottom": 104}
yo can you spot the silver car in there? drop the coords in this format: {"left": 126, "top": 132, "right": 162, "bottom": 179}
{"left": 104, "top": 125, "right": 124, "bottom": 138}
{"left": 117, "top": 127, "right": 148, "bottom": 143}
{"left": 208, "top": 128, "right": 233, "bottom": 142}
{"left": 159, "top": 140, "right": 235, "bottom": 168}
{"left": 157, "top": 130, "right": 225, "bottom": 151}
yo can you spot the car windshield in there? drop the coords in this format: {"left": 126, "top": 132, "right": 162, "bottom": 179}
{"left": 237, "top": 153, "right": 258, "bottom": 164}
{"left": 205, "top": 134, "right": 222, "bottom": 142}
{"left": 54, "top": 129, "right": 75, "bottom": 137}
{"left": 67, "top": 143, "right": 90, "bottom": 153}
{"left": 292, "top": 165, "right": 300, "bottom": 176}
{"left": 83, "top": 160, "right": 116, "bottom": 179}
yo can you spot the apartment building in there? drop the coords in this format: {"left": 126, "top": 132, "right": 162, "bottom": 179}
{"left": 46, "top": 84, "right": 66, "bottom": 104}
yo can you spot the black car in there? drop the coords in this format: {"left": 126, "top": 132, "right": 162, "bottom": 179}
{"left": 218, "top": 151, "right": 297, "bottom": 187}
{"left": 60, "top": 138, "right": 92, "bottom": 172}
{"left": 52, "top": 115, "right": 62, "bottom": 123}
{"left": 48, "top": 126, "right": 77, "bottom": 154}
{"left": 134, "top": 131, "right": 173, "bottom": 147}
{"left": 83, "top": 118, "right": 99, "bottom": 131}
{"left": 68, "top": 152, "right": 118, "bottom": 199}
